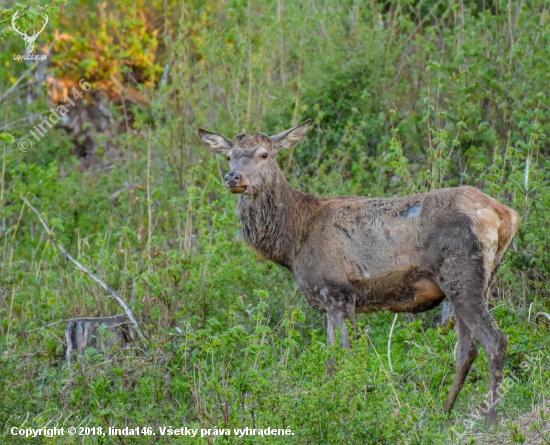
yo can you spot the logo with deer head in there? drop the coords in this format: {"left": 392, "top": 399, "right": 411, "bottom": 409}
{"left": 11, "top": 11, "right": 49, "bottom": 55}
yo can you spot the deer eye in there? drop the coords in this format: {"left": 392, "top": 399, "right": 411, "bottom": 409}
{"left": 261, "top": 153, "right": 268, "bottom": 159}
{"left": 226, "top": 156, "right": 230, "bottom": 161}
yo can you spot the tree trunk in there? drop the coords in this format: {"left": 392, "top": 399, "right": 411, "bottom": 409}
{"left": 65, "top": 316, "right": 137, "bottom": 366}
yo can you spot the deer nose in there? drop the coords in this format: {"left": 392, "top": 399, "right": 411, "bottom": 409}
{"left": 225, "top": 171, "right": 241, "bottom": 186}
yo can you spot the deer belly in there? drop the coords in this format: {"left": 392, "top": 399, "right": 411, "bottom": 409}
{"left": 355, "top": 271, "right": 446, "bottom": 313}
{"left": 295, "top": 263, "right": 446, "bottom": 314}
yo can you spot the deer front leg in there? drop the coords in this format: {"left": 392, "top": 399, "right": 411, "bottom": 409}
{"left": 326, "top": 313, "right": 336, "bottom": 374}
{"left": 326, "top": 306, "right": 355, "bottom": 375}
{"left": 326, "top": 301, "right": 356, "bottom": 350}
{"left": 326, "top": 312, "right": 336, "bottom": 349}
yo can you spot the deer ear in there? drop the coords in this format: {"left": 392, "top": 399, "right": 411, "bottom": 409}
{"left": 271, "top": 119, "right": 312, "bottom": 150}
{"left": 198, "top": 128, "right": 234, "bottom": 154}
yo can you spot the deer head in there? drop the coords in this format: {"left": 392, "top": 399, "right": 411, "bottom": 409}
{"left": 198, "top": 119, "right": 312, "bottom": 195}
{"left": 11, "top": 11, "right": 49, "bottom": 54}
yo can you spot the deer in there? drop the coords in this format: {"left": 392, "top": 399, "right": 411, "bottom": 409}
{"left": 198, "top": 118, "right": 520, "bottom": 428}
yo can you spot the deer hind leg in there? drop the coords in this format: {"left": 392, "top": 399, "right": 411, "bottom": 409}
{"left": 438, "top": 278, "right": 508, "bottom": 429}
{"left": 443, "top": 313, "right": 478, "bottom": 413}
{"left": 456, "top": 302, "right": 507, "bottom": 429}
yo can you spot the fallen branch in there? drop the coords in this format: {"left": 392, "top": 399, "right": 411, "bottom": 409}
{"left": 20, "top": 194, "right": 147, "bottom": 343}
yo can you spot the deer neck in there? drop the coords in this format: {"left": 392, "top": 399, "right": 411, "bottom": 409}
{"left": 237, "top": 170, "right": 317, "bottom": 269}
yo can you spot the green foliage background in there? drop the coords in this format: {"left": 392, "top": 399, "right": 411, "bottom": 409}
{"left": 0, "top": 0, "right": 549, "bottom": 443}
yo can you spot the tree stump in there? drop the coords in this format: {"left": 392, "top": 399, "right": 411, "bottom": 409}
{"left": 65, "top": 316, "right": 137, "bottom": 366}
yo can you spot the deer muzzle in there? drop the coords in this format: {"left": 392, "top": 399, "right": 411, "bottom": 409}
{"left": 225, "top": 171, "right": 248, "bottom": 194}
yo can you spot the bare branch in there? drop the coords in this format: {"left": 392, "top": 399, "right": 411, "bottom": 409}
{"left": 0, "top": 66, "right": 34, "bottom": 104}
{"left": 535, "top": 312, "right": 550, "bottom": 325}
{"left": 20, "top": 194, "right": 147, "bottom": 344}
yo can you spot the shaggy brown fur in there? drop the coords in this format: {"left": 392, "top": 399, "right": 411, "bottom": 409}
{"left": 198, "top": 119, "right": 520, "bottom": 428}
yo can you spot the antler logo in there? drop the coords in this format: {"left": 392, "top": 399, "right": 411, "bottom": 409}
{"left": 11, "top": 11, "right": 49, "bottom": 55}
